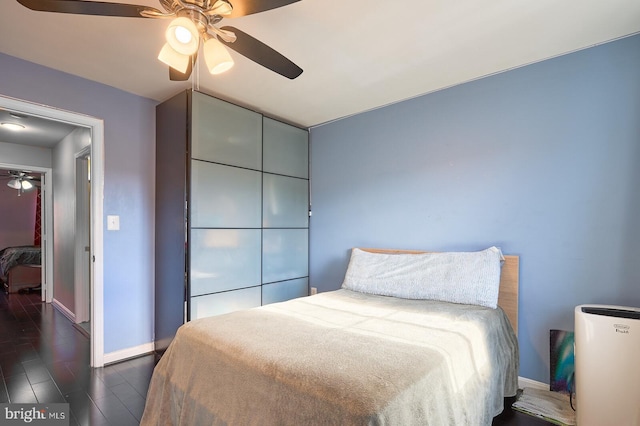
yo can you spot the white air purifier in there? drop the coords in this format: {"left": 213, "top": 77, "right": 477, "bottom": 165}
{"left": 574, "top": 304, "right": 640, "bottom": 426}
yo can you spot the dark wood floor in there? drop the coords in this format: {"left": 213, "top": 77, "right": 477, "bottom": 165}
{"left": 0, "top": 290, "right": 155, "bottom": 425}
{"left": 493, "top": 395, "right": 557, "bottom": 426}
{"left": 0, "top": 290, "right": 553, "bottom": 426}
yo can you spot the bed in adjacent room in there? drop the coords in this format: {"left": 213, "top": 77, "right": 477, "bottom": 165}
{"left": 0, "top": 245, "right": 42, "bottom": 294}
{"left": 142, "top": 247, "right": 519, "bottom": 426}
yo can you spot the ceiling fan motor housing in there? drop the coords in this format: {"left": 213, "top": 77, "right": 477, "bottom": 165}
{"left": 176, "top": 9, "right": 209, "bottom": 34}
{"left": 161, "top": 0, "right": 227, "bottom": 14}
{"left": 164, "top": 0, "right": 227, "bottom": 33}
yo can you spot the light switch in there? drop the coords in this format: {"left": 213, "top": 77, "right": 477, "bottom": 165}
{"left": 107, "top": 215, "right": 120, "bottom": 231}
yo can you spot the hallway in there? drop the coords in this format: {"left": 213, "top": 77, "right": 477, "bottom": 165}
{"left": 0, "top": 290, "right": 154, "bottom": 425}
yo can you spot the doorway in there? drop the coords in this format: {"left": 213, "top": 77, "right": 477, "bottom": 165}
{"left": 0, "top": 165, "right": 51, "bottom": 302}
{"left": 0, "top": 166, "right": 47, "bottom": 299}
{"left": 0, "top": 94, "right": 105, "bottom": 367}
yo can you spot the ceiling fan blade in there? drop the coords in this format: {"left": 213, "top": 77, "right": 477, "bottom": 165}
{"left": 219, "top": 26, "right": 302, "bottom": 79}
{"left": 16, "top": 0, "right": 162, "bottom": 17}
{"left": 227, "top": 0, "right": 300, "bottom": 19}
{"left": 169, "top": 55, "right": 195, "bottom": 81}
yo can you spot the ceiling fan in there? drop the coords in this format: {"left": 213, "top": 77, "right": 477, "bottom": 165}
{"left": 1, "top": 170, "right": 41, "bottom": 196}
{"left": 16, "top": 0, "right": 304, "bottom": 81}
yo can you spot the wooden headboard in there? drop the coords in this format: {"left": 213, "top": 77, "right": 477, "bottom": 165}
{"left": 359, "top": 248, "right": 520, "bottom": 335}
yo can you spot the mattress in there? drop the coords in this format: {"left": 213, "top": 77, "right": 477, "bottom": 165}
{"left": 0, "top": 245, "right": 41, "bottom": 279}
{"left": 141, "top": 289, "right": 518, "bottom": 425}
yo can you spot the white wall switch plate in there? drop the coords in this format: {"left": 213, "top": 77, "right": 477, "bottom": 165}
{"left": 107, "top": 215, "right": 120, "bottom": 231}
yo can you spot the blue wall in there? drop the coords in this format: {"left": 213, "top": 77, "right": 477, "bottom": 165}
{"left": 309, "top": 34, "right": 640, "bottom": 383}
{"left": 0, "top": 53, "right": 157, "bottom": 354}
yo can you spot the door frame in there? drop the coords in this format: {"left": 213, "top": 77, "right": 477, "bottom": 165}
{"left": 0, "top": 94, "right": 105, "bottom": 367}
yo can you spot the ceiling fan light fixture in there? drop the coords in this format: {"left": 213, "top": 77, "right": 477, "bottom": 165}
{"left": 7, "top": 179, "right": 21, "bottom": 190}
{"left": 21, "top": 180, "right": 33, "bottom": 190}
{"left": 204, "top": 37, "right": 234, "bottom": 75}
{"left": 17, "top": 0, "right": 304, "bottom": 80}
{"left": 158, "top": 43, "right": 191, "bottom": 73}
{"left": 166, "top": 17, "right": 199, "bottom": 55}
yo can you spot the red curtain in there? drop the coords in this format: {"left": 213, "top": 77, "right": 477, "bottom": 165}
{"left": 34, "top": 187, "right": 41, "bottom": 246}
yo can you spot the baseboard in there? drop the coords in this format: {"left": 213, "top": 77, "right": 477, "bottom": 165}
{"left": 52, "top": 298, "right": 76, "bottom": 323}
{"left": 518, "top": 376, "right": 550, "bottom": 391}
{"left": 52, "top": 299, "right": 153, "bottom": 366}
{"left": 103, "top": 342, "right": 155, "bottom": 365}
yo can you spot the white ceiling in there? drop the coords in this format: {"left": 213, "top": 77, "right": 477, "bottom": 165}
{"left": 1, "top": 0, "right": 639, "bottom": 129}
{"left": 0, "top": 109, "right": 79, "bottom": 147}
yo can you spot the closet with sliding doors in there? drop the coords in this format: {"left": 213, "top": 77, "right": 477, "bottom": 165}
{"left": 154, "top": 90, "right": 309, "bottom": 351}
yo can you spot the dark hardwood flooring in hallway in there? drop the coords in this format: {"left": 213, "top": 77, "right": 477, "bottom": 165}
{"left": 0, "top": 290, "right": 155, "bottom": 425}
{"left": 0, "top": 289, "right": 553, "bottom": 426}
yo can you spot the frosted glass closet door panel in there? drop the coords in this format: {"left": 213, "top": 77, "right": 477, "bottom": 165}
{"left": 191, "top": 160, "right": 261, "bottom": 228}
{"left": 263, "top": 174, "right": 309, "bottom": 228}
{"left": 191, "top": 91, "right": 262, "bottom": 170}
{"left": 190, "top": 229, "right": 261, "bottom": 296}
{"left": 263, "top": 117, "right": 308, "bottom": 178}
{"left": 190, "top": 286, "right": 261, "bottom": 320}
{"left": 262, "top": 229, "right": 308, "bottom": 284}
{"left": 262, "top": 278, "right": 309, "bottom": 305}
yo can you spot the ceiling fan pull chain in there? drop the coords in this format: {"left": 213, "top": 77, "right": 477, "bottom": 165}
{"left": 194, "top": 55, "right": 200, "bottom": 91}
{"left": 191, "top": 55, "right": 195, "bottom": 91}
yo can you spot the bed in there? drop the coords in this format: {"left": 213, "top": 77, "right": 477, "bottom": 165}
{"left": 0, "top": 245, "right": 42, "bottom": 294}
{"left": 142, "top": 247, "right": 519, "bottom": 425}
{"left": 0, "top": 246, "right": 42, "bottom": 294}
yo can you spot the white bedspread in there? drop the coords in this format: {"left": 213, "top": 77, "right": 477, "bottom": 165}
{"left": 141, "top": 289, "right": 518, "bottom": 426}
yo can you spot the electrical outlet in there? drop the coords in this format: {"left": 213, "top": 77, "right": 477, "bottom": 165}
{"left": 310, "top": 287, "right": 318, "bottom": 295}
